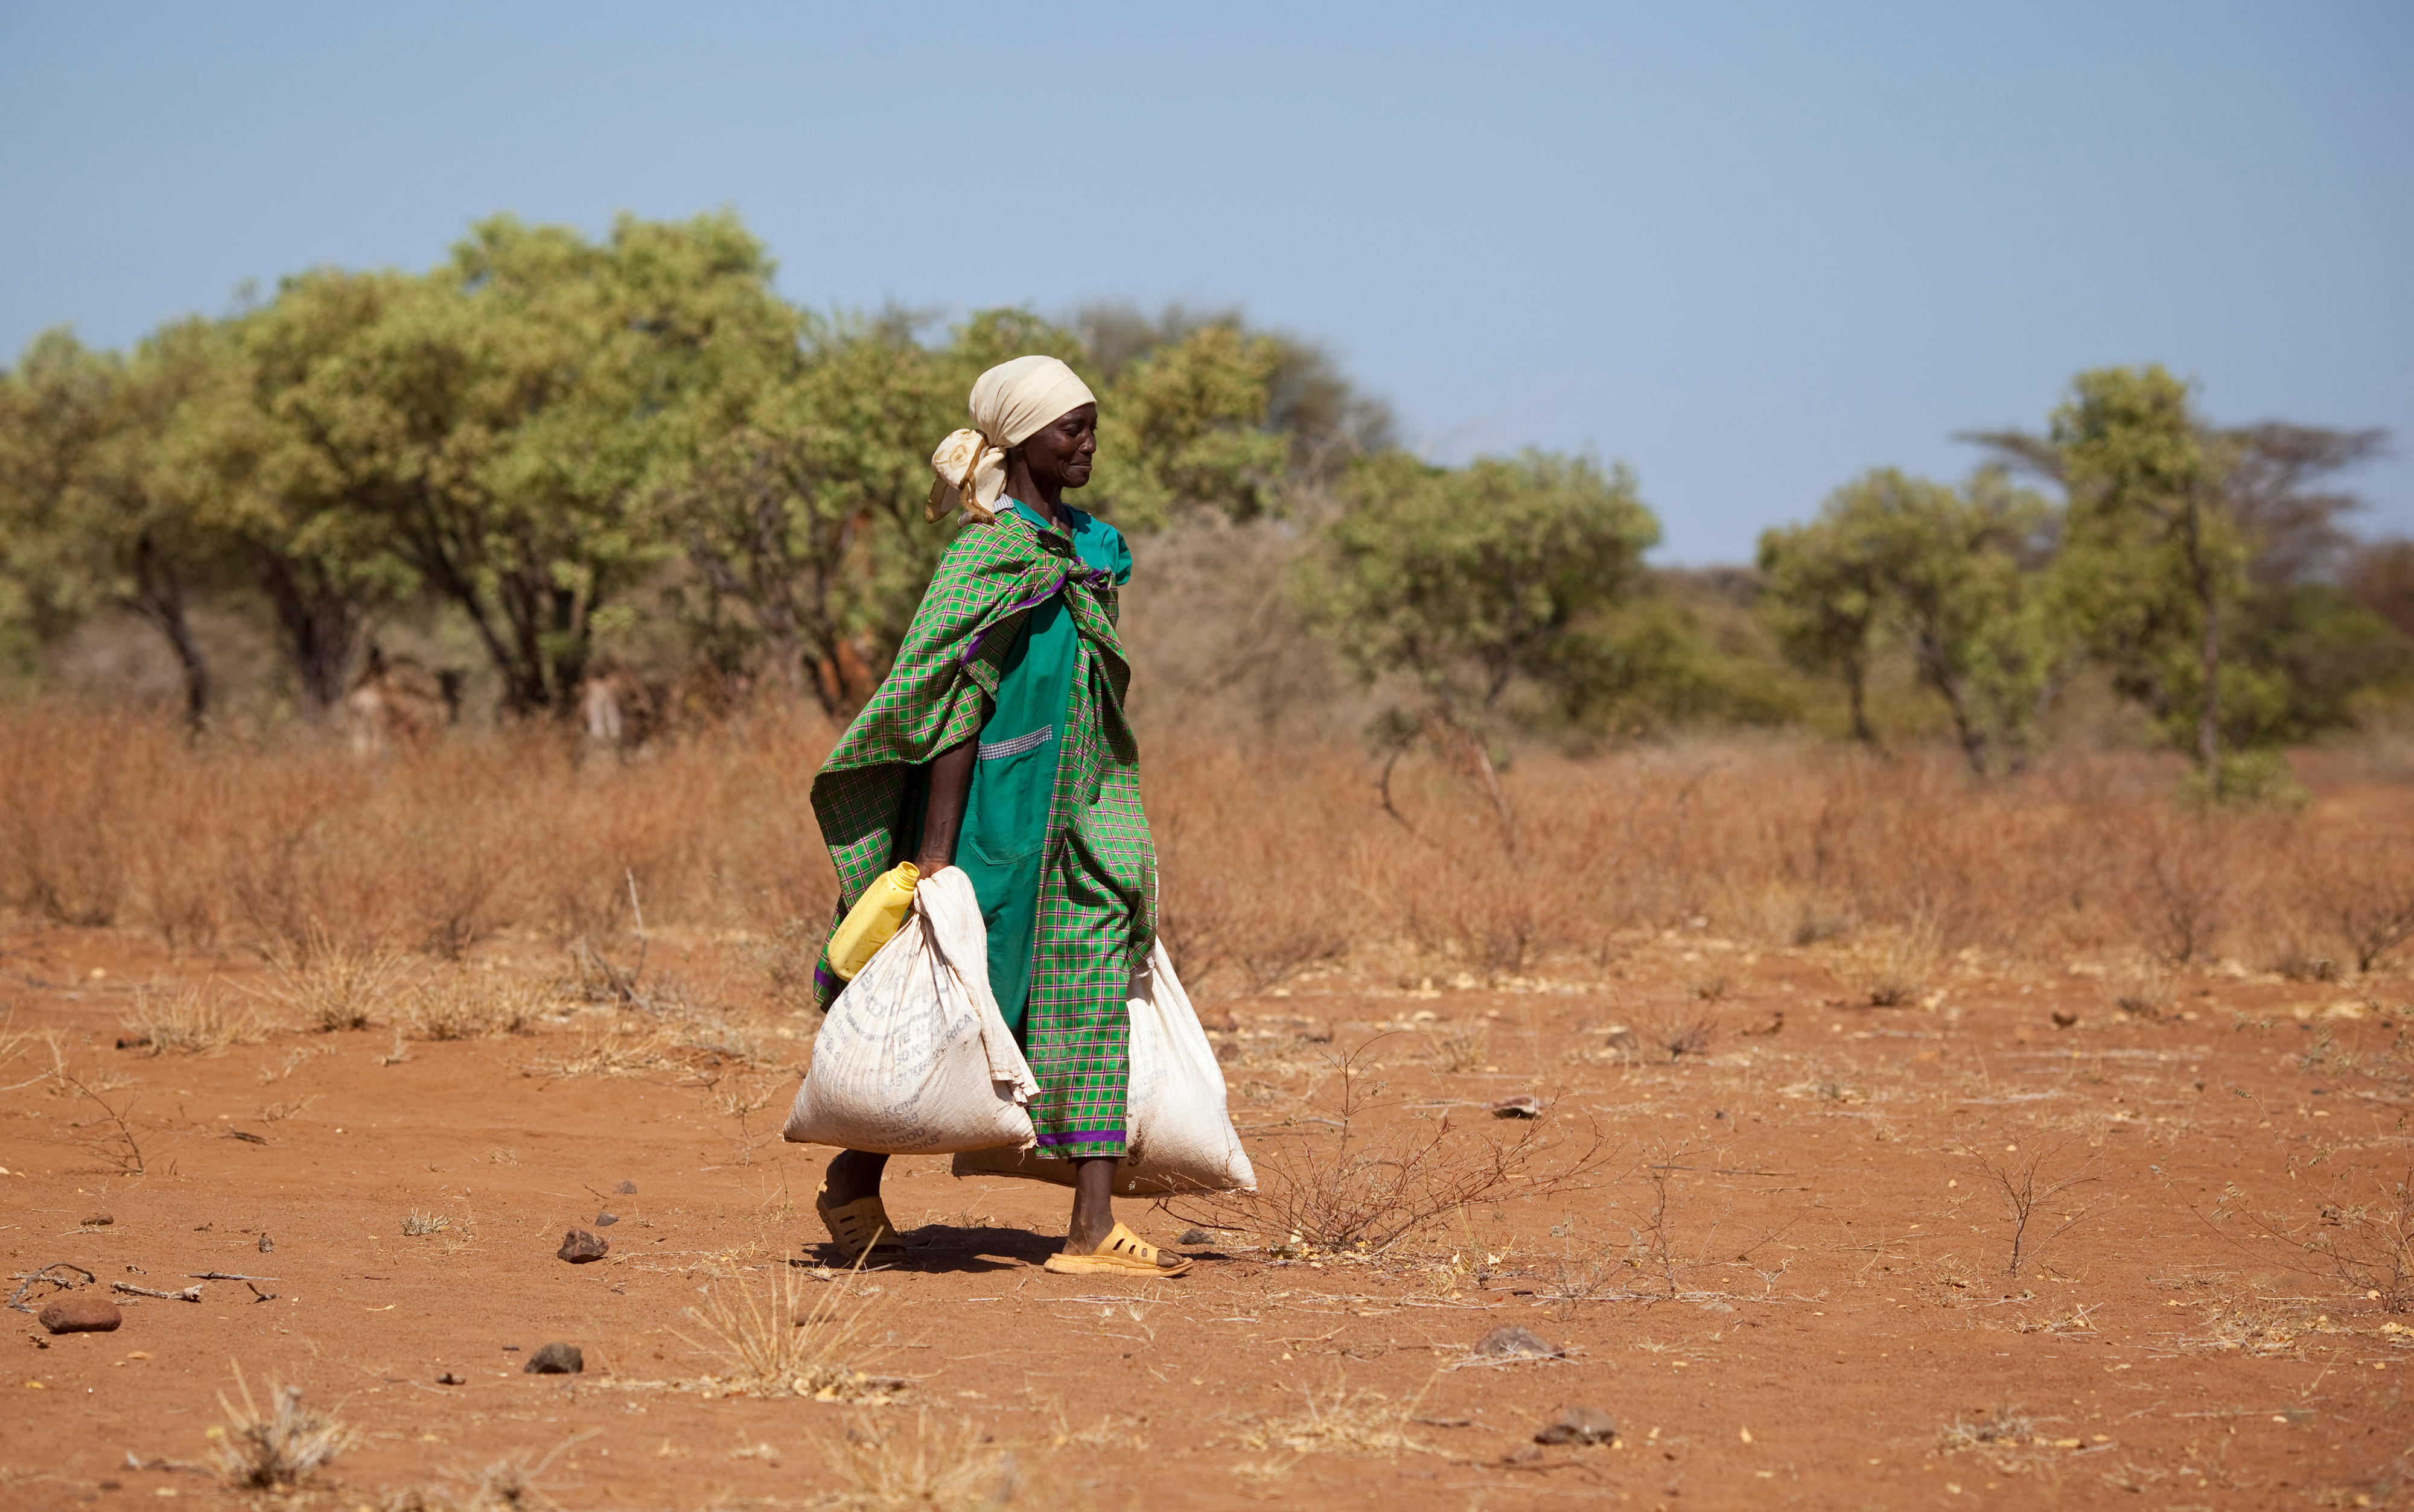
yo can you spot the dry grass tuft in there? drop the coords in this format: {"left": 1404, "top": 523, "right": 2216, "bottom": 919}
{"left": 121, "top": 985, "right": 258, "bottom": 1056}
{"left": 1833, "top": 920, "right": 1942, "bottom": 1008}
{"left": 678, "top": 1261, "right": 902, "bottom": 1400}
{"left": 205, "top": 1366, "right": 356, "bottom": 1490}
{"left": 1938, "top": 1403, "right": 2039, "bottom": 1453}
{"left": 813, "top": 1409, "right": 1024, "bottom": 1511}
{"left": 531, "top": 1021, "right": 675, "bottom": 1079}
{"left": 258, "top": 931, "right": 407, "bottom": 1032}
{"left": 1423, "top": 1023, "right": 1491, "bottom": 1073}
{"left": 1238, "top": 1382, "right": 1432, "bottom": 1457}
{"left": 405, "top": 971, "right": 550, "bottom": 1041}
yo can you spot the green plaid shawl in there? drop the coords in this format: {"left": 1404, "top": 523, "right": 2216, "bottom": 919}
{"left": 810, "top": 509, "right": 1156, "bottom": 1158}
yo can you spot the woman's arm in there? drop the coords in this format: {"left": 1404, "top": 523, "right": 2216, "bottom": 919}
{"left": 912, "top": 737, "right": 977, "bottom": 874}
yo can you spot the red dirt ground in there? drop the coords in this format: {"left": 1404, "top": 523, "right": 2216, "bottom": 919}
{"left": 2, "top": 921, "right": 2409, "bottom": 1511}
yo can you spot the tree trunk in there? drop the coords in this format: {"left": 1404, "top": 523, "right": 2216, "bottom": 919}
{"left": 1845, "top": 654, "right": 1873, "bottom": 744}
{"left": 255, "top": 554, "right": 360, "bottom": 720}
{"left": 2186, "top": 501, "right": 2224, "bottom": 792}
{"left": 127, "top": 532, "right": 208, "bottom": 733}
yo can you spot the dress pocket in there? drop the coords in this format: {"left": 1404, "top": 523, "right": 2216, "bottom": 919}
{"left": 966, "top": 729, "right": 1055, "bottom": 864}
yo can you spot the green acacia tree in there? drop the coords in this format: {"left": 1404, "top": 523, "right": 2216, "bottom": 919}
{"left": 0, "top": 323, "right": 238, "bottom": 727}
{"left": 1756, "top": 509, "right": 1886, "bottom": 745}
{"left": 182, "top": 270, "right": 428, "bottom": 719}
{"left": 1302, "top": 448, "right": 1660, "bottom": 839}
{"left": 1760, "top": 467, "right": 2072, "bottom": 774}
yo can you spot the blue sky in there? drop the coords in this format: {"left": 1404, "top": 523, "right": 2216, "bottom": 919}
{"left": 3, "top": 2, "right": 2408, "bottom": 562}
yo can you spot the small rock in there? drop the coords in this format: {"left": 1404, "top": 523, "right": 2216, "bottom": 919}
{"left": 436, "top": 1371, "right": 465, "bottom": 1386}
{"left": 1533, "top": 1403, "right": 1617, "bottom": 1446}
{"left": 39, "top": 1297, "right": 123, "bottom": 1334}
{"left": 256, "top": 1234, "right": 274, "bottom": 1253}
{"left": 593, "top": 1212, "right": 619, "bottom": 1227}
{"left": 523, "top": 1342, "right": 583, "bottom": 1374}
{"left": 1177, "top": 1228, "right": 1213, "bottom": 1245}
{"left": 1473, "top": 1325, "right": 1562, "bottom": 1360}
{"left": 1604, "top": 1026, "right": 1639, "bottom": 1051}
{"left": 613, "top": 1181, "right": 637, "bottom": 1195}
{"left": 1487, "top": 1096, "right": 1543, "bottom": 1119}
{"left": 81, "top": 1214, "right": 113, "bottom": 1227}
{"left": 558, "top": 1230, "right": 610, "bottom": 1263}
{"left": 1214, "top": 1041, "right": 1240, "bottom": 1063}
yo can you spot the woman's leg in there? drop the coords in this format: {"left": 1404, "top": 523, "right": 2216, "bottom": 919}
{"left": 1054, "top": 1157, "right": 1189, "bottom": 1274}
{"left": 1066, "top": 1156, "right": 1116, "bottom": 1252}
{"left": 824, "top": 1149, "right": 888, "bottom": 1205}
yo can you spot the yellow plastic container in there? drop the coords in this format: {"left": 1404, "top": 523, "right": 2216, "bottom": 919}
{"left": 827, "top": 862, "right": 919, "bottom": 982}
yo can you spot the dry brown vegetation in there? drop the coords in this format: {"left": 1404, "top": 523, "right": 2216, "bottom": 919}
{"left": 8, "top": 705, "right": 2414, "bottom": 994}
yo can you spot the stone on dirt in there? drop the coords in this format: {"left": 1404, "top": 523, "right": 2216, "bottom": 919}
{"left": 1473, "top": 1325, "right": 1562, "bottom": 1360}
{"left": 39, "top": 1297, "right": 123, "bottom": 1333}
{"left": 593, "top": 1211, "right": 619, "bottom": 1226}
{"left": 1533, "top": 1404, "right": 1617, "bottom": 1445}
{"left": 613, "top": 1180, "right": 637, "bottom": 1194}
{"left": 557, "top": 1229, "right": 610, "bottom": 1263}
{"left": 80, "top": 1215, "right": 112, "bottom": 1227}
{"left": 523, "top": 1342, "right": 584, "bottom": 1374}
{"left": 1487, "top": 1096, "right": 1543, "bottom": 1119}
{"left": 1177, "top": 1228, "right": 1213, "bottom": 1245}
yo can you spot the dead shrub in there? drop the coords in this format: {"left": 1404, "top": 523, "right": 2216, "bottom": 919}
{"left": 1191, "top": 1041, "right": 1617, "bottom": 1255}
{"left": 1964, "top": 1139, "right": 2105, "bottom": 1277}
{"left": 2214, "top": 1165, "right": 2414, "bottom": 1313}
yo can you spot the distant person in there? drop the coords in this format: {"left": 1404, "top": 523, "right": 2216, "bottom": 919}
{"left": 806, "top": 355, "right": 1187, "bottom": 1278}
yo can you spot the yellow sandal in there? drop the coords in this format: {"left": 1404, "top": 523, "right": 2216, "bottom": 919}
{"left": 815, "top": 1183, "right": 909, "bottom": 1266}
{"left": 1043, "top": 1222, "right": 1192, "bottom": 1278}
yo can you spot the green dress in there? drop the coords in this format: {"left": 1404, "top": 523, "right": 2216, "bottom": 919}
{"left": 955, "top": 500, "right": 1134, "bottom": 1042}
{"left": 809, "top": 501, "right": 1153, "bottom": 1160}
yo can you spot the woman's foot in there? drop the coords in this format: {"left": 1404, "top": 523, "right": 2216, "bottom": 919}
{"left": 817, "top": 1151, "right": 906, "bottom": 1266}
{"left": 1043, "top": 1221, "right": 1191, "bottom": 1277}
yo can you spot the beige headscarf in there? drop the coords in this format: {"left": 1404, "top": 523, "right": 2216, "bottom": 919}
{"left": 926, "top": 355, "right": 1097, "bottom": 523}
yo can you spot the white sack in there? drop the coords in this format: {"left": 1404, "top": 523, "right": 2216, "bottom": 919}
{"left": 952, "top": 938, "right": 1257, "bottom": 1196}
{"left": 782, "top": 867, "right": 1037, "bottom": 1155}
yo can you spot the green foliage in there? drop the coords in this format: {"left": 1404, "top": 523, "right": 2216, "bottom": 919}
{"left": 8, "top": 215, "right": 2403, "bottom": 772}
{"left": 1303, "top": 448, "right": 1661, "bottom": 746}
{"left": 1084, "top": 323, "right": 1290, "bottom": 528}
{"left": 1759, "top": 466, "right": 2071, "bottom": 773}
{"left": 645, "top": 308, "right": 1075, "bottom": 714}
{"left": 0, "top": 322, "right": 239, "bottom": 723}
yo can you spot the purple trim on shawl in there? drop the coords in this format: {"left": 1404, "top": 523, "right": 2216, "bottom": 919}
{"left": 1031, "top": 1126, "right": 1126, "bottom": 1146}
{"left": 812, "top": 961, "right": 842, "bottom": 1002}
{"left": 955, "top": 567, "right": 1116, "bottom": 669}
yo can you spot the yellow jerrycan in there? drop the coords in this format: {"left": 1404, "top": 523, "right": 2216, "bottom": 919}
{"left": 826, "top": 862, "right": 920, "bottom": 983}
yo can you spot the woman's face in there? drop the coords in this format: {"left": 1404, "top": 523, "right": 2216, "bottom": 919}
{"left": 1021, "top": 403, "right": 1098, "bottom": 492}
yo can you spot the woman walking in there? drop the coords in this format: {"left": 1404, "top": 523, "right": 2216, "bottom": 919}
{"left": 806, "top": 355, "right": 1186, "bottom": 1279}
